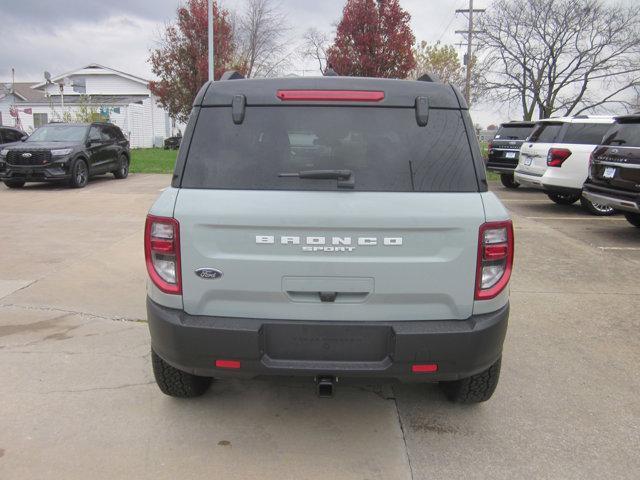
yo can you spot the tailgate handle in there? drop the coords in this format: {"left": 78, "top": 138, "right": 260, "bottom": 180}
{"left": 319, "top": 291, "right": 337, "bottom": 303}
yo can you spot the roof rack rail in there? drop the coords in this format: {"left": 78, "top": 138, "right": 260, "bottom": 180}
{"left": 417, "top": 72, "right": 440, "bottom": 83}
{"left": 220, "top": 70, "right": 245, "bottom": 81}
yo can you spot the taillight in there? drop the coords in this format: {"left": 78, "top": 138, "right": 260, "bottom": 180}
{"left": 145, "top": 215, "right": 181, "bottom": 294}
{"left": 475, "top": 221, "right": 514, "bottom": 300}
{"left": 547, "top": 148, "right": 572, "bottom": 167}
{"left": 488, "top": 141, "right": 493, "bottom": 152}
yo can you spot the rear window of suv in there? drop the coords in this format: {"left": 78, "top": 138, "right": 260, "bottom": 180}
{"left": 494, "top": 125, "right": 533, "bottom": 140}
{"left": 562, "top": 123, "right": 611, "bottom": 145}
{"left": 602, "top": 122, "right": 640, "bottom": 147}
{"left": 181, "top": 107, "right": 479, "bottom": 192}
{"left": 528, "top": 123, "right": 563, "bottom": 143}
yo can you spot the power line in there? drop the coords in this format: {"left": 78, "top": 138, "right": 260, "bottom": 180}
{"left": 455, "top": 0, "right": 485, "bottom": 105}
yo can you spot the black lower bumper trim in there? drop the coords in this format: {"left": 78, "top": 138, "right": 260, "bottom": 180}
{"left": 147, "top": 298, "right": 509, "bottom": 382}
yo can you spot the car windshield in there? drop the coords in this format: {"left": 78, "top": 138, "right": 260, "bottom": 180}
{"left": 494, "top": 125, "right": 533, "bottom": 140}
{"left": 602, "top": 122, "right": 640, "bottom": 148}
{"left": 27, "top": 125, "right": 87, "bottom": 142}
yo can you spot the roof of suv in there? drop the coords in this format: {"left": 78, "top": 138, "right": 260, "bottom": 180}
{"left": 614, "top": 113, "right": 640, "bottom": 123}
{"left": 195, "top": 76, "right": 467, "bottom": 110}
{"left": 500, "top": 121, "right": 536, "bottom": 127}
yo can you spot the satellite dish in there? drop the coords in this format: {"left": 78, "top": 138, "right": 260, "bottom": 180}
{"left": 44, "top": 71, "right": 51, "bottom": 82}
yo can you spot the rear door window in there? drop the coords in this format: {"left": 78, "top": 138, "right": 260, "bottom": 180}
{"left": 562, "top": 123, "right": 611, "bottom": 145}
{"left": 602, "top": 123, "right": 640, "bottom": 147}
{"left": 182, "top": 107, "right": 478, "bottom": 192}
{"left": 528, "top": 123, "right": 563, "bottom": 143}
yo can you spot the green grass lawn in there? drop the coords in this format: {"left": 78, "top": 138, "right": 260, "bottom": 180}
{"left": 130, "top": 148, "right": 177, "bottom": 174}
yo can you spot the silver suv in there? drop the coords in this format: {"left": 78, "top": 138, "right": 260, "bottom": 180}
{"left": 145, "top": 74, "right": 513, "bottom": 403}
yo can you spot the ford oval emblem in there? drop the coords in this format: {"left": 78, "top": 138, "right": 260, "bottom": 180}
{"left": 195, "top": 268, "right": 223, "bottom": 280}
{"left": 22, "top": 152, "right": 32, "bottom": 158}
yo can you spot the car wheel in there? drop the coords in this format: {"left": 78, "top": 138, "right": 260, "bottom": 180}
{"left": 113, "top": 155, "right": 129, "bottom": 179}
{"left": 3, "top": 179, "right": 26, "bottom": 189}
{"left": 546, "top": 192, "right": 580, "bottom": 205}
{"left": 439, "top": 356, "right": 501, "bottom": 403}
{"left": 623, "top": 212, "right": 640, "bottom": 227}
{"left": 151, "top": 349, "right": 212, "bottom": 398}
{"left": 69, "top": 159, "right": 89, "bottom": 188}
{"left": 500, "top": 174, "right": 520, "bottom": 189}
{"left": 580, "top": 196, "right": 616, "bottom": 216}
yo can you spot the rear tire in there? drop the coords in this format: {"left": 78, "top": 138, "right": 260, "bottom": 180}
{"left": 579, "top": 196, "right": 616, "bottom": 216}
{"left": 440, "top": 356, "right": 501, "bottom": 403}
{"left": 113, "top": 155, "right": 129, "bottom": 179}
{"left": 547, "top": 192, "right": 580, "bottom": 205}
{"left": 623, "top": 212, "right": 640, "bottom": 227}
{"left": 68, "top": 159, "right": 89, "bottom": 188}
{"left": 151, "top": 349, "right": 212, "bottom": 398}
{"left": 3, "top": 179, "right": 25, "bottom": 189}
{"left": 500, "top": 173, "right": 520, "bottom": 189}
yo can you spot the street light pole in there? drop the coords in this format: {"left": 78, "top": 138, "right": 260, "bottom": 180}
{"left": 208, "top": 0, "right": 215, "bottom": 82}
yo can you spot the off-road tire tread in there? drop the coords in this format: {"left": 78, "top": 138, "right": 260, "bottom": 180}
{"left": 151, "top": 349, "right": 212, "bottom": 398}
{"left": 440, "top": 357, "right": 501, "bottom": 403}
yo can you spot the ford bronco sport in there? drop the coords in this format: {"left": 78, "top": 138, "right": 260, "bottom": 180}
{"left": 145, "top": 74, "right": 513, "bottom": 403}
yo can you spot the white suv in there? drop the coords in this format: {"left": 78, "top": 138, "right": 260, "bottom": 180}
{"left": 514, "top": 116, "right": 615, "bottom": 215}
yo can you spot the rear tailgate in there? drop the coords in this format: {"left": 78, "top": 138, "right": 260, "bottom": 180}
{"left": 518, "top": 141, "right": 552, "bottom": 176}
{"left": 176, "top": 190, "right": 485, "bottom": 321}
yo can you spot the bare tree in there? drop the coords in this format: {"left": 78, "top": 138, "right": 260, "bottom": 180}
{"left": 302, "top": 28, "right": 330, "bottom": 73}
{"left": 477, "top": 0, "right": 640, "bottom": 120}
{"left": 236, "top": 0, "right": 291, "bottom": 78}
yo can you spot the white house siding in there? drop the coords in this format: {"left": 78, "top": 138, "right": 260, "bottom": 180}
{"left": 41, "top": 71, "right": 150, "bottom": 97}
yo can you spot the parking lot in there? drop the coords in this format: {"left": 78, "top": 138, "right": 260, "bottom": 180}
{"left": 1, "top": 175, "right": 639, "bottom": 480}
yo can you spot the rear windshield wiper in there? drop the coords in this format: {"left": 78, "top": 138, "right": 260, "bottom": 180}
{"left": 278, "top": 169, "right": 355, "bottom": 189}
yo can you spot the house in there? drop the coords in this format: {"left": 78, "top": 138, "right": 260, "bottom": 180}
{"left": 0, "top": 64, "right": 179, "bottom": 148}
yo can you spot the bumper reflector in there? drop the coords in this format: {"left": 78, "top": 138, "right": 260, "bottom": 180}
{"left": 215, "top": 359, "right": 241, "bottom": 369}
{"left": 412, "top": 363, "right": 438, "bottom": 373}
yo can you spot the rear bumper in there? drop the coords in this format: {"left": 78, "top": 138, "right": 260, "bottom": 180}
{"left": 583, "top": 183, "right": 640, "bottom": 213}
{"left": 147, "top": 298, "right": 509, "bottom": 382}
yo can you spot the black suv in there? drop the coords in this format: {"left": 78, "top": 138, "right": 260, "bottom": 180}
{"left": 0, "top": 122, "right": 130, "bottom": 189}
{"left": 0, "top": 126, "right": 27, "bottom": 146}
{"left": 583, "top": 114, "right": 640, "bottom": 228}
{"left": 486, "top": 121, "right": 535, "bottom": 188}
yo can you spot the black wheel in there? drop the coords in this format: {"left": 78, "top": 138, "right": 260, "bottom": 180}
{"left": 113, "top": 155, "right": 129, "bottom": 179}
{"left": 440, "top": 356, "right": 501, "bottom": 403}
{"left": 151, "top": 349, "right": 212, "bottom": 398}
{"left": 500, "top": 173, "right": 520, "bottom": 189}
{"left": 547, "top": 192, "right": 580, "bottom": 205}
{"left": 623, "top": 212, "right": 640, "bottom": 227}
{"left": 579, "top": 196, "right": 616, "bottom": 216}
{"left": 68, "top": 159, "right": 89, "bottom": 188}
{"left": 3, "top": 179, "right": 26, "bottom": 189}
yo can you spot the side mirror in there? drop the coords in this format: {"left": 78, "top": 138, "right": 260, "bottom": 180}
{"left": 21, "top": 135, "right": 28, "bottom": 141}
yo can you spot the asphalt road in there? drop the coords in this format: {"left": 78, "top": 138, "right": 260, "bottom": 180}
{"left": 1, "top": 175, "right": 638, "bottom": 479}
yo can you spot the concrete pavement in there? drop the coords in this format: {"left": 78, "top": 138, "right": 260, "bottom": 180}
{"left": 1, "top": 175, "right": 638, "bottom": 479}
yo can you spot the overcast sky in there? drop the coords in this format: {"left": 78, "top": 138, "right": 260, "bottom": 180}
{"left": 1, "top": 0, "right": 512, "bottom": 124}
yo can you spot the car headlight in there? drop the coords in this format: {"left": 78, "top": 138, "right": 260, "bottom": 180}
{"left": 51, "top": 148, "right": 73, "bottom": 156}
{"left": 0, "top": 149, "right": 8, "bottom": 157}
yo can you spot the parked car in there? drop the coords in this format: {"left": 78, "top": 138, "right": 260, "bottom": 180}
{"left": 145, "top": 74, "right": 513, "bottom": 403}
{"left": 486, "top": 121, "right": 536, "bottom": 189}
{"left": 0, "top": 126, "right": 27, "bottom": 145}
{"left": 514, "top": 115, "right": 615, "bottom": 215}
{"left": 583, "top": 114, "right": 640, "bottom": 228}
{"left": 163, "top": 134, "right": 182, "bottom": 150}
{"left": 0, "top": 122, "right": 129, "bottom": 189}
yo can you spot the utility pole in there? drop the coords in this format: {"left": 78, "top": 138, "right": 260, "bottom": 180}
{"left": 208, "top": 0, "right": 215, "bottom": 82}
{"left": 455, "top": 0, "right": 485, "bottom": 105}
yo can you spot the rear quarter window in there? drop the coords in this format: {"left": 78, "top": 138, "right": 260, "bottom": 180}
{"left": 528, "top": 123, "right": 563, "bottom": 143}
{"left": 181, "top": 106, "right": 479, "bottom": 192}
{"left": 561, "top": 123, "right": 611, "bottom": 145}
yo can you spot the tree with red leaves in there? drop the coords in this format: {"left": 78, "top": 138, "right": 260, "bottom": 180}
{"left": 149, "top": 0, "right": 243, "bottom": 122}
{"left": 326, "top": 0, "right": 416, "bottom": 78}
